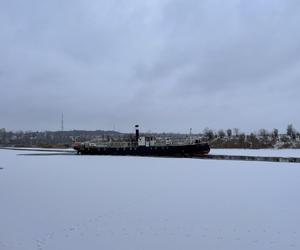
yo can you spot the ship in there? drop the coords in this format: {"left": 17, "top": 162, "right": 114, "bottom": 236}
{"left": 73, "top": 125, "right": 210, "bottom": 157}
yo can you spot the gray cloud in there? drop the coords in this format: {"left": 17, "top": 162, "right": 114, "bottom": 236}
{"left": 1, "top": 0, "right": 300, "bottom": 133}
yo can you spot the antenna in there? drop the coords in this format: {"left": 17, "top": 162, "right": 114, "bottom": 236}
{"left": 61, "top": 113, "right": 64, "bottom": 131}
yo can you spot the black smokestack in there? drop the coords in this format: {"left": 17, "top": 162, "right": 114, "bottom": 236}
{"left": 135, "top": 125, "right": 139, "bottom": 142}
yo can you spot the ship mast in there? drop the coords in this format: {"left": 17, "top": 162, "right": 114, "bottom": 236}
{"left": 135, "top": 124, "right": 139, "bottom": 142}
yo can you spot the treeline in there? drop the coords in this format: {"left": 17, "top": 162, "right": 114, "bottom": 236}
{"left": 202, "top": 124, "right": 300, "bottom": 149}
{"left": 0, "top": 129, "right": 121, "bottom": 148}
{"left": 0, "top": 124, "right": 300, "bottom": 149}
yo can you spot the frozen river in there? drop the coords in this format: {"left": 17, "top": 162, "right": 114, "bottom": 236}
{"left": 0, "top": 149, "right": 300, "bottom": 250}
{"left": 211, "top": 148, "right": 300, "bottom": 158}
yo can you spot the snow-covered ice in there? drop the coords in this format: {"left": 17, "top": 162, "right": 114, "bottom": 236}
{"left": 211, "top": 148, "right": 300, "bottom": 158}
{"left": 0, "top": 147, "right": 75, "bottom": 152}
{"left": 0, "top": 149, "right": 300, "bottom": 250}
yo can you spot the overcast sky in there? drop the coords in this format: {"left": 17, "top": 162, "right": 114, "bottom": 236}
{"left": 1, "top": 0, "right": 300, "bottom": 133}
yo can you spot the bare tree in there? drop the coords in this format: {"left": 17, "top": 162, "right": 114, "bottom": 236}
{"left": 272, "top": 128, "right": 278, "bottom": 138}
{"left": 226, "top": 129, "right": 232, "bottom": 137}
{"left": 233, "top": 128, "right": 239, "bottom": 136}
{"left": 287, "top": 124, "right": 296, "bottom": 139}
{"left": 218, "top": 129, "right": 226, "bottom": 138}
{"left": 203, "top": 128, "right": 215, "bottom": 140}
{"left": 259, "top": 129, "right": 269, "bottom": 138}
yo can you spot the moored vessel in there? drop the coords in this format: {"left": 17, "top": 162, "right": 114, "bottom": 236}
{"left": 74, "top": 125, "right": 210, "bottom": 157}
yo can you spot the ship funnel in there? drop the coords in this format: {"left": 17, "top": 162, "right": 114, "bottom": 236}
{"left": 135, "top": 125, "right": 139, "bottom": 142}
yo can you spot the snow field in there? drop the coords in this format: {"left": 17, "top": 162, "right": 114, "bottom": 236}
{"left": 0, "top": 149, "right": 300, "bottom": 250}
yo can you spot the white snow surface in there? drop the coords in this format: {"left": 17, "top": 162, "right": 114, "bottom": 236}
{"left": 0, "top": 149, "right": 300, "bottom": 250}
{"left": 0, "top": 147, "right": 75, "bottom": 152}
{"left": 211, "top": 148, "right": 300, "bottom": 158}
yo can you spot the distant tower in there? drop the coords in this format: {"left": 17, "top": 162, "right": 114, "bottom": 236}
{"left": 61, "top": 113, "right": 64, "bottom": 131}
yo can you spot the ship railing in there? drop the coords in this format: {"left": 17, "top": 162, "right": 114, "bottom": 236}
{"left": 84, "top": 138, "right": 201, "bottom": 148}
{"left": 92, "top": 141, "right": 136, "bottom": 148}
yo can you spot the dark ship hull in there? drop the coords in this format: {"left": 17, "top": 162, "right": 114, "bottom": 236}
{"left": 74, "top": 142, "right": 210, "bottom": 157}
